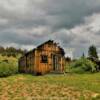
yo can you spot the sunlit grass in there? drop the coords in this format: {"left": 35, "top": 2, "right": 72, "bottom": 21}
{"left": 0, "top": 73, "right": 100, "bottom": 100}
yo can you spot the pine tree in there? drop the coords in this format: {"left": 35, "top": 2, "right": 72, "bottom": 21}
{"left": 88, "top": 45, "right": 98, "bottom": 59}
{"left": 82, "top": 52, "right": 85, "bottom": 58}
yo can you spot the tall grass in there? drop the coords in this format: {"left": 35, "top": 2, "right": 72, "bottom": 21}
{"left": 0, "top": 55, "right": 18, "bottom": 77}
{"left": 68, "top": 58, "right": 97, "bottom": 74}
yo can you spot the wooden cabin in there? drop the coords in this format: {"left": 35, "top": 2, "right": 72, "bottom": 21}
{"left": 19, "top": 40, "right": 66, "bottom": 75}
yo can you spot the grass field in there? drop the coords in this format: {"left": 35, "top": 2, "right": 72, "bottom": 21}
{"left": 0, "top": 55, "right": 100, "bottom": 100}
{"left": 0, "top": 73, "right": 100, "bottom": 100}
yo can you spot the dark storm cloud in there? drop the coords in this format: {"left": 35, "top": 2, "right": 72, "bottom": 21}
{"left": 1, "top": 0, "right": 100, "bottom": 29}
{"left": 0, "top": 0, "right": 100, "bottom": 57}
{"left": 0, "top": 31, "right": 33, "bottom": 45}
{"left": 41, "top": 0, "right": 100, "bottom": 29}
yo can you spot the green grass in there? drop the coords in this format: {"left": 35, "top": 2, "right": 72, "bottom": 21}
{"left": 0, "top": 73, "right": 100, "bottom": 100}
{"left": 0, "top": 55, "right": 100, "bottom": 99}
{"left": 0, "top": 55, "right": 18, "bottom": 77}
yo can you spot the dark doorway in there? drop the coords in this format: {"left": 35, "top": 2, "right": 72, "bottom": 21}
{"left": 52, "top": 54, "right": 59, "bottom": 71}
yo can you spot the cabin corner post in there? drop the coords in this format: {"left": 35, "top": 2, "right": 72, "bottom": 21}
{"left": 34, "top": 49, "right": 38, "bottom": 75}
{"left": 63, "top": 57, "right": 66, "bottom": 73}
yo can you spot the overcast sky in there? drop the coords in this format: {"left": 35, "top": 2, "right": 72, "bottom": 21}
{"left": 0, "top": 0, "right": 100, "bottom": 58}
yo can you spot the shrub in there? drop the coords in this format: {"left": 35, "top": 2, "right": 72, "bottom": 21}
{"left": 0, "top": 61, "right": 18, "bottom": 77}
{"left": 70, "top": 58, "right": 97, "bottom": 73}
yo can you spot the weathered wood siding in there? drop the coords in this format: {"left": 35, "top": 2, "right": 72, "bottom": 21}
{"left": 19, "top": 40, "right": 65, "bottom": 75}
{"left": 35, "top": 43, "right": 65, "bottom": 74}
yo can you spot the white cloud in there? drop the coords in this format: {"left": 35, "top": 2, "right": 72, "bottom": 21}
{"left": 0, "top": 18, "right": 8, "bottom": 25}
{"left": 0, "top": 0, "right": 28, "bottom": 12}
{"left": 0, "top": 0, "right": 100, "bottom": 57}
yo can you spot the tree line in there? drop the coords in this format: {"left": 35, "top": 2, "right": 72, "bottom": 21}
{"left": 0, "top": 46, "right": 27, "bottom": 57}
{"left": 66, "top": 45, "right": 100, "bottom": 73}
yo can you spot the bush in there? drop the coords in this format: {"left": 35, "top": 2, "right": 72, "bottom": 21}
{"left": 70, "top": 58, "right": 97, "bottom": 73}
{"left": 0, "top": 61, "right": 18, "bottom": 77}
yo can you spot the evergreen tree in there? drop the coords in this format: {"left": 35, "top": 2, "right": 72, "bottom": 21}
{"left": 82, "top": 52, "right": 85, "bottom": 58}
{"left": 0, "top": 46, "right": 25, "bottom": 57}
{"left": 88, "top": 45, "right": 98, "bottom": 59}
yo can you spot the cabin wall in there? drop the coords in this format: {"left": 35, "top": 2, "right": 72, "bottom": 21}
{"left": 37, "top": 44, "right": 53, "bottom": 74}
{"left": 19, "top": 52, "right": 35, "bottom": 74}
{"left": 19, "top": 56, "right": 26, "bottom": 73}
{"left": 35, "top": 43, "right": 65, "bottom": 74}
{"left": 34, "top": 49, "right": 49, "bottom": 74}
{"left": 26, "top": 52, "right": 35, "bottom": 73}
